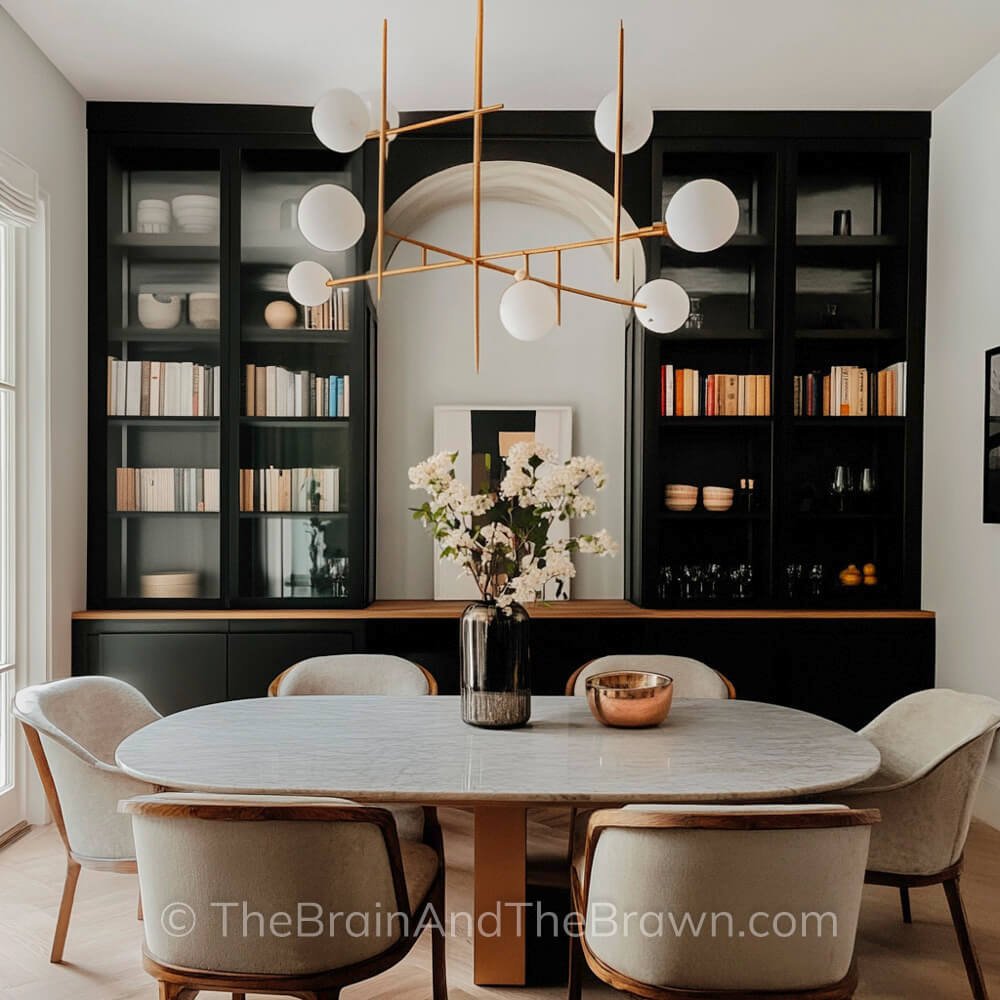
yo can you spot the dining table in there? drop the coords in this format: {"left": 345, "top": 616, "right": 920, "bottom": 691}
{"left": 116, "top": 694, "right": 880, "bottom": 987}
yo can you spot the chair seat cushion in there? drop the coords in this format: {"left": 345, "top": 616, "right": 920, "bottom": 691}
{"left": 399, "top": 840, "right": 440, "bottom": 911}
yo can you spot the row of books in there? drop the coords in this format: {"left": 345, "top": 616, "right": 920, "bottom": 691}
{"left": 244, "top": 365, "right": 350, "bottom": 418}
{"left": 793, "top": 363, "right": 907, "bottom": 417}
{"left": 115, "top": 467, "right": 220, "bottom": 512}
{"left": 660, "top": 366, "right": 772, "bottom": 417}
{"left": 107, "top": 358, "right": 221, "bottom": 417}
{"left": 304, "top": 288, "right": 351, "bottom": 330}
{"left": 239, "top": 466, "right": 341, "bottom": 512}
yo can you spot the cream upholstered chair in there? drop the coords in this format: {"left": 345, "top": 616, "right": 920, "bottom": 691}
{"left": 834, "top": 688, "right": 1000, "bottom": 1000}
{"left": 121, "top": 792, "right": 446, "bottom": 1000}
{"left": 268, "top": 653, "right": 437, "bottom": 697}
{"left": 569, "top": 804, "right": 879, "bottom": 1000}
{"left": 268, "top": 653, "right": 436, "bottom": 843}
{"left": 12, "top": 676, "right": 161, "bottom": 962}
{"left": 566, "top": 654, "right": 736, "bottom": 699}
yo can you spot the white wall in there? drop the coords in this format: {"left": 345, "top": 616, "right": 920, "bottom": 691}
{"left": 925, "top": 51, "right": 1000, "bottom": 828}
{"left": 0, "top": 8, "right": 86, "bottom": 684}
{"left": 376, "top": 198, "right": 630, "bottom": 599}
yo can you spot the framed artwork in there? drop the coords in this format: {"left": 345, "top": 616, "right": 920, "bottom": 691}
{"left": 432, "top": 405, "right": 573, "bottom": 600}
{"left": 985, "top": 347, "right": 1000, "bottom": 523}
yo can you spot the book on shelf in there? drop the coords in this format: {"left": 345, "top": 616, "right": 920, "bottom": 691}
{"left": 243, "top": 364, "right": 350, "bottom": 418}
{"left": 793, "top": 362, "right": 907, "bottom": 417}
{"left": 115, "top": 468, "right": 220, "bottom": 512}
{"left": 107, "top": 358, "right": 221, "bottom": 417}
{"left": 659, "top": 365, "right": 771, "bottom": 417}
{"left": 303, "top": 287, "right": 351, "bottom": 331}
{"left": 239, "top": 466, "right": 341, "bottom": 513}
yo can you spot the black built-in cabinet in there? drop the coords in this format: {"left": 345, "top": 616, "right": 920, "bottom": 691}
{"left": 79, "top": 105, "right": 933, "bottom": 725}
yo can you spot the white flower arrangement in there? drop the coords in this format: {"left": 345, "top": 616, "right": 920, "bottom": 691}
{"left": 409, "top": 441, "right": 618, "bottom": 610}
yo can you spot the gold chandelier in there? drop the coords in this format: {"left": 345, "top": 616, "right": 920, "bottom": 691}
{"left": 286, "top": 0, "right": 740, "bottom": 370}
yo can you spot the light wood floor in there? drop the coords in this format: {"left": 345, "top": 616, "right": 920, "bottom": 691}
{"left": 1, "top": 808, "right": 998, "bottom": 999}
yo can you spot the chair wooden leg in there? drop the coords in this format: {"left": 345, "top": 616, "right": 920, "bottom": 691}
{"left": 231, "top": 994, "right": 245, "bottom": 1000}
{"left": 900, "top": 885, "right": 912, "bottom": 924}
{"left": 567, "top": 924, "right": 584, "bottom": 1000}
{"left": 50, "top": 859, "right": 81, "bottom": 964}
{"left": 943, "top": 877, "right": 989, "bottom": 1000}
{"left": 157, "top": 983, "right": 199, "bottom": 1000}
{"left": 431, "top": 879, "right": 448, "bottom": 1000}
{"left": 137, "top": 889, "right": 144, "bottom": 922}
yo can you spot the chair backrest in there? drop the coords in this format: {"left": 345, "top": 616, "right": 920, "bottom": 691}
{"left": 567, "top": 654, "right": 734, "bottom": 699}
{"left": 578, "top": 804, "right": 877, "bottom": 995}
{"left": 856, "top": 688, "right": 1000, "bottom": 874}
{"left": 122, "top": 793, "right": 415, "bottom": 976}
{"left": 13, "top": 677, "right": 160, "bottom": 861}
{"left": 268, "top": 653, "right": 436, "bottom": 697}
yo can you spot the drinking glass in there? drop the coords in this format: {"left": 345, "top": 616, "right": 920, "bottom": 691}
{"left": 656, "top": 565, "right": 674, "bottom": 603}
{"left": 830, "top": 465, "right": 849, "bottom": 513}
{"left": 808, "top": 563, "right": 825, "bottom": 599}
{"left": 785, "top": 562, "right": 804, "bottom": 600}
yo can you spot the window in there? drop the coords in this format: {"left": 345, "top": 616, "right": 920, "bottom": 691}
{"left": 0, "top": 220, "right": 15, "bottom": 812}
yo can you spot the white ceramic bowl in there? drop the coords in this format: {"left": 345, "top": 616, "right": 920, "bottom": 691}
{"left": 188, "top": 292, "right": 220, "bottom": 329}
{"left": 172, "top": 195, "right": 219, "bottom": 209}
{"left": 137, "top": 292, "right": 183, "bottom": 329}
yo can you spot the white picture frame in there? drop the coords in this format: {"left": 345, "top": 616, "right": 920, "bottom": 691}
{"left": 432, "top": 404, "right": 573, "bottom": 601}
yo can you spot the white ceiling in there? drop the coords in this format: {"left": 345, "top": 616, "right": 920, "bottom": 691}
{"left": 4, "top": 1, "right": 999, "bottom": 111}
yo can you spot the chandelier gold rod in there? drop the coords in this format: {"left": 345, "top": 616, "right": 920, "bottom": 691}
{"left": 613, "top": 20, "right": 624, "bottom": 282}
{"left": 477, "top": 222, "right": 665, "bottom": 262}
{"left": 472, "top": 0, "right": 485, "bottom": 371}
{"left": 363, "top": 103, "right": 504, "bottom": 141}
{"left": 556, "top": 249, "right": 562, "bottom": 325}
{"left": 379, "top": 229, "right": 647, "bottom": 309}
{"left": 376, "top": 18, "right": 388, "bottom": 301}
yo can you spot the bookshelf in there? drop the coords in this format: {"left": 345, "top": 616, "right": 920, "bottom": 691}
{"left": 629, "top": 137, "right": 927, "bottom": 609}
{"left": 88, "top": 135, "right": 372, "bottom": 608}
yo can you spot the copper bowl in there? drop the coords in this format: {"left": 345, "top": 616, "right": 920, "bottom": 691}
{"left": 585, "top": 670, "right": 674, "bottom": 728}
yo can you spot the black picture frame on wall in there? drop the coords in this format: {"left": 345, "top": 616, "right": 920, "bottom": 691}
{"left": 984, "top": 346, "right": 1000, "bottom": 523}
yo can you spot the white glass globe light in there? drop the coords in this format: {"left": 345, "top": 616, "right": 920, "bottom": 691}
{"left": 665, "top": 178, "right": 740, "bottom": 253}
{"left": 287, "top": 260, "right": 333, "bottom": 307}
{"left": 312, "top": 88, "right": 370, "bottom": 153}
{"left": 594, "top": 90, "right": 653, "bottom": 154}
{"left": 361, "top": 91, "right": 401, "bottom": 143}
{"left": 499, "top": 278, "right": 558, "bottom": 342}
{"left": 633, "top": 279, "right": 690, "bottom": 333}
{"left": 297, "top": 184, "right": 366, "bottom": 252}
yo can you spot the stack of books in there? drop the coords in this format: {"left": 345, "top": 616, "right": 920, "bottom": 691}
{"left": 107, "top": 358, "right": 221, "bottom": 417}
{"left": 115, "top": 468, "right": 220, "bottom": 512}
{"left": 660, "top": 365, "right": 771, "bottom": 417}
{"left": 244, "top": 365, "right": 350, "bottom": 418}
{"left": 793, "top": 362, "right": 907, "bottom": 417}
{"left": 240, "top": 466, "right": 341, "bottom": 513}
{"left": 304, "top": 287, "right": 351, "bottom": 330}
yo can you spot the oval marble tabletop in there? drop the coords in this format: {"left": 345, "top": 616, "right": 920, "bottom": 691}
{"left": 115, "top": 696, "right": 880, "bottom": 804}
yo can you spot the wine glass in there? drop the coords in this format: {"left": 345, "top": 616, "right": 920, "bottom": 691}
{"left": 656, "top": 565, "right": 674, "bottom": 603}
{"left": 830, "top": 465, "right": 849, "bottom": 513}
{"left": 808, "top": 563, "right": 825, "bottom": 599}
{"left": 860, "top": 467, "right": 877, "bottom": 509}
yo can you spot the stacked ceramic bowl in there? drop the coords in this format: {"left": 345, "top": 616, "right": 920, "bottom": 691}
{"left": 188, "top": 291, "right": 220, "bottom": 329}
{"left": 702, "top": 486, "right": 735, "bottom": 512}
{"left": 140, "top": 571, "right": 199, "bottom": 599}
{"left": 664, "top": 484, "right": 699, "bottom": 511}
{"left": 135, "top": 199, "right": 170, "bottom": 234}
{"left": 171, "top": 194, "right": 219, "bottom": 234}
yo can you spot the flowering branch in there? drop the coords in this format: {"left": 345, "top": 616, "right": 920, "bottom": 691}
{"left": 408, "top": 442, "right": 618, "bottom": 610}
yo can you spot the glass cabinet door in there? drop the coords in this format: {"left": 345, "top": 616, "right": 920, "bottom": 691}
{"left": 105, "top": 148, "right": 223, "bottom": 601}
{"left": 237, "top": 148, "right": 364, "bottom": 603}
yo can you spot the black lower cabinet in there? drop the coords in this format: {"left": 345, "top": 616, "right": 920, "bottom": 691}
{"left": 90, "top": 631, "right": 227, "bottom": 715}
{"left": 73, "top": 614, "right": 935, "bottom": 728}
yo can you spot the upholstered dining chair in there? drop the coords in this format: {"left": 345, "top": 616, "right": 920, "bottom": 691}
{"left": 565, "top": 654, "right": 736, "bottom": 699}
{"left": 121, "top": 792, "right": 447, "bottom": 1000}
{"left": 569, "top": 804, "right": 879, "bottom": 1000}
{"left": 528, "top": 654, "right": 736, "bottom": 884}
{"left": 268, "top": 653, "right": 437, "bottom": 842}
{"left": 833, "top": 688, "right": 1000, "bottom": 1000}
{"left": 12, "top": 676, "right": 161, "bottom": 963}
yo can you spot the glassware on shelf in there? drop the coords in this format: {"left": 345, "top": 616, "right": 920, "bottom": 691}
{"left": 830, "top": 465, "right": 853, "bottom": 513}
{"left": 821, "top": 302, "right": 840, "bottom": 329}
{"left": 656, "top": 565, "right": 674, "bottom": 603}
{"left": 784, "top": 563, "right": 804, "bottom": 601}
{"left": 684, "top": 297, "right": 704, "bottom": 330}
{"left": 730, "top": 563, "right": 754, "bottom": 601}
{"left": 704, "top": 563, "right": 722, "bottom": 600}
{"left": 808, "top": 563, "right": 825, "bottom": 600}
{"left": 859, "top": 467, "right": 877, "bottom": 510}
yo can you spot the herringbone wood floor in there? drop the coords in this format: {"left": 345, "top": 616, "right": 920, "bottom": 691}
{"left": 1, "top": 807, "right": 998, "bottom": 999}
